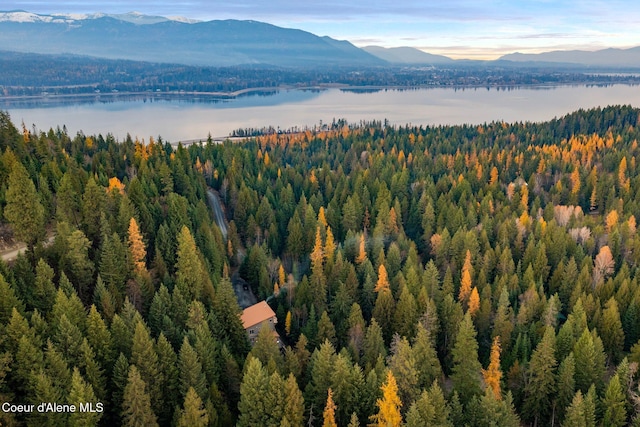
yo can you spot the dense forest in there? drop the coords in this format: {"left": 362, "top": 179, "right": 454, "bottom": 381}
{"left": 2, "top": 106, "right": 640, "bottom": 426}
{"left": 2, "top": 50, "right": 640, "bottom": 98}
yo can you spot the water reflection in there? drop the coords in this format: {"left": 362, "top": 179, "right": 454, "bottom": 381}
{"left": 4, "top": 85, "right": 640, "bottom": 142}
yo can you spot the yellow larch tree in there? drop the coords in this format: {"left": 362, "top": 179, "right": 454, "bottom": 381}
{"left": 606, "top": 210, "right": 619, "bottom": 232}
{"left": 322, "top": 388, "right": 338, "bottom": 427}
{"left": 521, "top": 184, "right": 529, "bottom": 212}
{"left": 108, "top": 177, "right": 125, "bottom": 194}
{"left": 310, "top": 226, "right": 324, "bottom": 271}
{"left": 489, "top": 166, "right": 499, "bottom": 186}
{"left": 374, "top": 264, "right": 390, "bottom": 293}
{"left": 370, "top": 371, "right": 402, "bottom": 427}
{"left": 318, "top": 207, "right": 328, "bottom": 227}
{"left": 128, "top": 217, "right": 147, "bottom": 275}
{"left": 459, "top": 249, "right": 474, "bottom": 306}
{"left": 619, "top": 157, "right": 629, "bottom": 191}
{"left": 468, "top": 287, "right": 480, "bottom": 317}
{"left": 459, "top": 269, "right": 472, "bottom": 306}
{"left": 285, "top": 311, "right": 292, "bottom": 336}
{"left": 325, "top": 227, "right": 336, "bottom": 263}
{"left": 482, "top": 336, "right": 503, "bottom": 399}
{"left": 570, "top": 168, "right": 581, "bottom": 195}
{"left": 278, "top": 264, "right": 286, "bottom": 287}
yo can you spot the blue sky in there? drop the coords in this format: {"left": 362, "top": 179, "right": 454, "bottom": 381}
{"left": 4, "top": 0, "right": 640, "bottom": 59}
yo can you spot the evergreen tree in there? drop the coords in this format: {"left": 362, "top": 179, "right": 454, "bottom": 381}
{"left": 387, "top": 335, "right": 419, "bottom": 408}
{"left": 282, "top": 373, "right": 305, "bottom": 427}
{"left": 177, "top": 387, "right": 209, "bottom": 427}
{"left": 523, "top": 326, "right": 557, "bottom": 426}
{"left": 0, "top": 272, "right": 24, "bottom": 324}
{"left": 178, "top": 336, "right": 208, "bottom": 401}
{"left": 602, "top": 374, "right": 627, "bottom": 427}
{"left": 238, "top": 357, "right": 268, "bottom": 427}
{"left": 450, "top": 312, "right": 483, "bottom": 404}
{"left": 555, "top": 352, "right": 575, "bottom": 424}
{"left": 130, "top": 321, "right": 162, "bottom": 415}
{"left": 68, "top": 368, "right": 101, "bottom": 427}
{"left": 4, "top": 161, "right": 45, "bottom": 250}
{"left": 121, "top": 365, "right": 159, "bottom": 427}
{"left": 599, "top": 297, "right": 625, "bottom": 364}
{"left": 29, "top": 370, "right": 66, "bottom": 427}
{"left": 33, "top": 259, "right": 56, "bottom": 313}
{"left": 175, "top": 225, "right": 205, "bottom": 301}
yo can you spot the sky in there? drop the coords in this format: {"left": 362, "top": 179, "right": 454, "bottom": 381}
{"left": 3, "top": 1, "right": 640, "bottom": 59}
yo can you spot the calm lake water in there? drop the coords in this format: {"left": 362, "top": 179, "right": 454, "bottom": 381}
{"left": 3, "top": 84, "right": 640, "bottom": 143}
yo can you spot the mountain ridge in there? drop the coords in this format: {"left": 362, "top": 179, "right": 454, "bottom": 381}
{"left": 0, "top": 11, "right": 383, "bottom": 67}
{"left": 0, "top": 11, "right": 638, "bottom": 68}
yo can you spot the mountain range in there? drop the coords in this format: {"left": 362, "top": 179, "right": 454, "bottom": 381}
{"left": 0, "top": 10, "right": 638, "bottom": 69}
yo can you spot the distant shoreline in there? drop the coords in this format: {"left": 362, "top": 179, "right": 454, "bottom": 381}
{"left": 2, "top": 81, "right": 639, "bottom": 104}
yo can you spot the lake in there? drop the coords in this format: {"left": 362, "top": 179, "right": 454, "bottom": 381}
{"left": 3, "top": 84, "right": 640, "bottom": 143}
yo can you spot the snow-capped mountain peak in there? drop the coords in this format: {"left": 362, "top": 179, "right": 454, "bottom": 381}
{"left": 0, "top": 10, "right": 201, "bottom": 25}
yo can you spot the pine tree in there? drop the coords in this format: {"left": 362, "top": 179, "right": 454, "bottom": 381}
{"left": 404, "top": 390, "right": 436, "bottom": 427}
{"left": 282, "top": 373, "right": 305, "bottom": 427}
{"left": 238, "top": 357, "right": 268, "bottom": 427}
{"left": 393, "top": 285, "right": 417, "bottom": 339}
{"left": 322, "top": 388, "right": 338, "bottom": 427}
{"left": 412, "top": 323, "right": 442, "bottom": 390}
{"left": 317, "top": 311, "right": 337, "bottom": 346}
{"left": 4, "top": 161, "right": 45, "bottom": 250}
{"left": 347, "top": 412, "right": 360, "bottom": 427}
{"left": 523, "top": 326, "right": 557, "bottom": 426}
{"left": 388, "top": 335, "right": 419, "bottom": 408}
{"left": 306, "top": 340, "right": 337, "bottom": 416}
{"left": 573, "top": 328, "right": 605, "bottom": 393}
{"left": 81, "top": 177, "right": 107, "bottom": 245}
{"left": 602, "top": 374, "right": 626, "bottom": 427}
{"left": 451, "top": 312, "right": 482, "bottom": 404}
{"left": 99, "top": 231, "right": 128, "bottom": 301}
{"left": 130, "top": 321, "right": 162, "bottom": 414}
{"left": 175, "top": 225, "right": 205, "bottom": 301}
{"left": 0, "top": 272, "right": 24, "bottom": 324}
{"left": 370, "top": 371, "right": 402, "bottom": 427}
{"left": 330, "top": 353, "right": 364, "bottom": 426}
{"left": 599, "top": 297, "right": 625, "bottom": 364}
{"left": 178, "top": 337, "right": 208, "bottom": 401}
{"left": 30, "top": 369, "right": 66, "bottom": 427}
{"left": 555, "top": 352, "right": 575, "bottom": 424}
{"left": 563, "top": 387, "right": 596, "bottom": 427}
{"left": 177, "top": 387, "right": 209, "bottom": 427}
{"left": 121, "top": 365, "right": 159, "bottom": 427}
{"left": 33, "top": 258, "right": 56, "bottom": 313}
{"left": 68, "top": 368, "right": 101, "bottom": 427}
{"left": 212, "top": 276, "right": 249, "bottom": 356}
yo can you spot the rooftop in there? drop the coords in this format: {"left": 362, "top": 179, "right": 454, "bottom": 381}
{"left": 241, "top": 301, "right": 276, "bottom": 329}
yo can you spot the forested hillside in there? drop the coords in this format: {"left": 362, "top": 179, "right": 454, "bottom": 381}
{"left": 1, "top": 106, "right": 640, "bottom": 426}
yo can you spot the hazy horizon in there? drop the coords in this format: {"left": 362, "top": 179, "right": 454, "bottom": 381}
{"left": 2, "top": 1, "right": 640, "bottom": 60}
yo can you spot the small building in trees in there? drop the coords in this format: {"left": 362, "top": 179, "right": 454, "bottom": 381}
{"left": 241, "top": 301, "right": 280, "bottom": 345}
